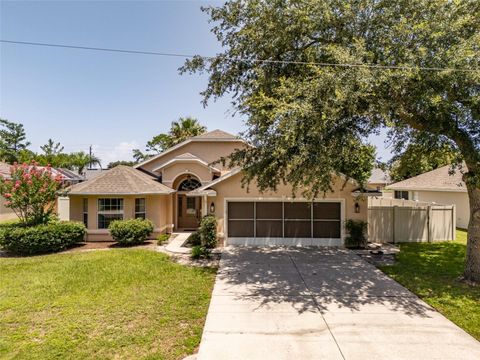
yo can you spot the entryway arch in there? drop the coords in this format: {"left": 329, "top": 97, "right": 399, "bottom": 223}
{"left": 173, "top": 174, "right": 202, "bottom": 230}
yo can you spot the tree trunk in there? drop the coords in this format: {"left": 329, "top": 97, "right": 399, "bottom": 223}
{"left": 464, "top": 184, "right": 480, "bottom": 283}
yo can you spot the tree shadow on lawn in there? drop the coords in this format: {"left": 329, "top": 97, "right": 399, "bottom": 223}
{"left": 216, "top": 247, "right": 433, "bottom": 316}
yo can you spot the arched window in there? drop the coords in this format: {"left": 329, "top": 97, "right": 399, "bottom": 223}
{"left": 178, "top": 177, "right": 201, "bottom": 191}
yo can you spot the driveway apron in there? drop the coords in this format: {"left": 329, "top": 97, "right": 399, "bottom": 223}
{"left": 197, "top": 247, "right": 480, "bottom": 360}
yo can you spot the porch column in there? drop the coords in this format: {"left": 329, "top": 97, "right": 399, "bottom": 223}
{"left": 169, "top": 193, "right": 175, "bottom": 232}
{"left": 202, "top": 195, "right": 208, "bottom": 217}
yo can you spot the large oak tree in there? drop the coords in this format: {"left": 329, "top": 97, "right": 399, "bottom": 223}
{"left": 182, "top": 0, "right": 480, "bottom": 282}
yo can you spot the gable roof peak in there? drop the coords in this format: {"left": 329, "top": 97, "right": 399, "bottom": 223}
{"left": 191, "top": 129, "right": 238, "bottom": 140}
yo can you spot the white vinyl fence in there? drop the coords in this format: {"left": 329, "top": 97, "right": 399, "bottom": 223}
{"left": 368, "top": 198, "right": 456, "bottom": 243}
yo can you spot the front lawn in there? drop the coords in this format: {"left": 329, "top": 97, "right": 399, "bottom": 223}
{"left": 380, "top": 229, "right": 480, "bottom": 340}
{"left": 0, "top": 250, "right": 216, "bottom": 359}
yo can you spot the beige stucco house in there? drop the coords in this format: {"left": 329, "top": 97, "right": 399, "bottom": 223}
{"left": 63, "top": 130, "right": 368, "bottom": 245}
{"left": 388, "top": 165, "right": 469, "bottom": 229}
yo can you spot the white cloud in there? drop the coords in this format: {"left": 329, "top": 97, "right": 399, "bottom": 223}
{"left": 92, "top": 141, "right": 139, "bottom": 167}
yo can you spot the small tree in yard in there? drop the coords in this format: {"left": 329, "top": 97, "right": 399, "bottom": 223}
{"left": 0, "top": 162, "right": 64, "bottom": 225}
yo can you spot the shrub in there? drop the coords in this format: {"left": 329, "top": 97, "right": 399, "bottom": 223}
{"left": 345, "top": 219, "right": 368, "bottom": 248}
{"left": 0, "top": 221, "right": 86, "bottom": 255}
{"left": 186, "top": 232, "right": 201, "bottom": 246}
{"left": 191, "top": 245, "right": 210, "bottom": 259}
{"left": 190, "top": 216, "right": 217, "bottom": 259}
{"left": 109, "top": 218, "right": 154, "bottom": 246}
{"left": 199, "top": 215, "right": 217, "bottom": 249}
{"left": 157, "top": 233, "right": 170, "bottom": 245}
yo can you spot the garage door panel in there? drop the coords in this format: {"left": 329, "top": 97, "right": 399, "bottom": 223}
{"left": 284, "top": 220, "right": 311, "bottom": 238}
{"left": 227, "top": 201, "right": 342, "bottom": 240}
{"left": 228, "top": 202, "right": 254, "bottom": 219}
{"left": 256, "top": 220, "right": 283, "bottom": 237}
{"left": 313, "top": 202, "right": 341, "bottom": 220}
{"left": 256, "top": 202, "right": 282, "bottom": 219}
{"left": 284, "top": 202, "right": 311, "bottom": 219}
{"left": 313, "top": 221, "right": 341, "bottom": 238}
{"left": 228, "top": 220, "right": 254, "bottom": 237}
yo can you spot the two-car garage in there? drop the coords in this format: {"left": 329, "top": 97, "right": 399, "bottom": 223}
{"left": 226, "top": 200, "right": 344, "bottom": 246}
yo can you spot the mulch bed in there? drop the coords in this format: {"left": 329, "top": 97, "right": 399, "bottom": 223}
{"left": 66, "top": 240, "right": 158, "bottom": 252}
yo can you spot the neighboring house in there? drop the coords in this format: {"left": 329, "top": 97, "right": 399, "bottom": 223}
{"left": 388, "top": 164, "right": 469, "bottom": 229}
{"left": 63, "top": 129, "right": 369, "bottom": 245}
{"left": 0, "top": 162, "right": 16, "bottom": 221}
{"left": 368, "top": 168, "right": 391, "bottom": 191}
{"left": 56, "top": 168, "right": 85, "bottom": 185}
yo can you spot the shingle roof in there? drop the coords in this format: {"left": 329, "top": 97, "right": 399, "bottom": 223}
{"left": 368, "top": 168, "right": 391, "bottom": 185}
{"left": 388, "top": 164, "right": 467, "bottom": 192}
{"left": 68, "top": 165, "right": 175, "bottom": 195}
{"left": 0, "top": 162, "right": 80, "bottom": 182}
{"left": 188, "top": 168, "right": 242, "bottom": 195}
{"left": 191, "top": 129, "right": 238, "bottom": 140}
{"left": 152, "top": 152, "right": 221, "bottom": 172}
{"left": 84, "top": 169, "right": 105, "bottom": 180}
{"left": 57, "top": 168, "right": 85, "bottom": 182}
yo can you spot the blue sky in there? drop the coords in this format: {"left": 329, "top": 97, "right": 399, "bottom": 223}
{"left": 0, "top": 0, "right": 392, "bottom": 166}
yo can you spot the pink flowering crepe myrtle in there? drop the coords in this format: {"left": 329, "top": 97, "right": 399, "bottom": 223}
{"left": 0, "top": 161, "right": 65, "bottom": 225}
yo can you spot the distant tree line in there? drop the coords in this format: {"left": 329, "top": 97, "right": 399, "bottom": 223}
{"left": 0, "top": 118, "right": 101, "bottom": 174}
{"left": 1, "top": 117, "right": 209, "bottom": 172}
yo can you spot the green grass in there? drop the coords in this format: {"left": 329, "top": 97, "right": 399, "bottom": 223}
{"left": 0, "top": 250, "right": 217, "bottom": 359}
{"left": 380, "top": 229, "right": 480, "bottom": 340}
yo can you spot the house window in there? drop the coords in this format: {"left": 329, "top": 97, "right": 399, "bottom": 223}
{"left": 98, "top": 198, "right": 124, "bottom": 229}
{"left": 178, "top": 178, "right": 201, "bottom": 191}
{"left": 186, "top": 197, "right": 196, "bottom": 215}
{"left": 394, "top": 191, "right": 409, "bottom": 200}
{"left": 135, "top": 198, "right": 146, "bottom": 219}
{"left": 83, "top": 198, "right": 88, "bottom": 227}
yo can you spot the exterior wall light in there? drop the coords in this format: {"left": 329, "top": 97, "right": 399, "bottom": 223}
{"left": 354, "top": 202, "right": 360, "bottom": 213}
{"left": 210, "top": 202, "right": 215, "bottom": 214}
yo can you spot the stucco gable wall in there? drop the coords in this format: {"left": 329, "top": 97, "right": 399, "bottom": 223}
{"left": 162, "top": 162, "right": 215, "bottom": 186}
{"left": 140, "top": 141, "right": 245, "bottom": 174}
{"left": 207, "top": 172, "right": 367, "bottom": 236}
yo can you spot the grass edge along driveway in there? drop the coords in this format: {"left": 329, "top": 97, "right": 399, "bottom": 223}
{"left": 380, "top": 229, "right": 480, "bottom": 341}
{"left": 0, "top": 249, "right": 217, "bottom": 359}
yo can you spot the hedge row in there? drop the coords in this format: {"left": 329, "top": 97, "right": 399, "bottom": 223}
{"left": 0, "top": 221, "right": 86, "bottom": 255}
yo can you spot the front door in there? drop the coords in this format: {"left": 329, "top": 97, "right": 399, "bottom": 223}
{"left": 177, "top": 194, "right": 201, "bottom": 229}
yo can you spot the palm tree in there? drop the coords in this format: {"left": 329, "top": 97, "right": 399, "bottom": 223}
{"left": 69, "top": 151, "right": 102, "bottom": 174}
{"left": 132, "top": 117, "right": 207, "bottom": 161}
{"left": 169, "top": 117, "right": 207, "bottom": 145}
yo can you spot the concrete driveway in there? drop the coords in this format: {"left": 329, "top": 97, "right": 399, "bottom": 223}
{"left": 197, "top": 247, "right": 480, "bottom": 360}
